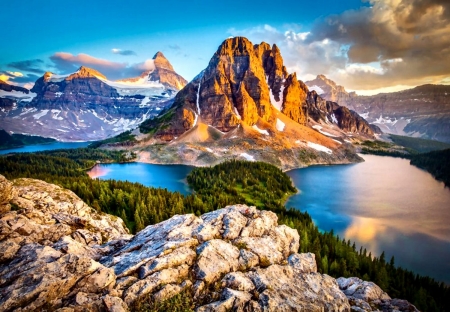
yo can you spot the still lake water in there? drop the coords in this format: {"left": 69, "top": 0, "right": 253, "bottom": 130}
{"left": 88, "top": 163, "right": 194, "bottom": 195}
{"left": 88, "top": 155, "right": 450, "bottom": 283}
{"left": 0, "top": 141, "right": 91, "bottom": 155}
{"left": 286, "top": 154, "right": 450, "bottom": 284}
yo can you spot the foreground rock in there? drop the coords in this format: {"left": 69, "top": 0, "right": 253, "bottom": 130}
{"left": 0, "top": 175, "right": 417, "bottom": 311}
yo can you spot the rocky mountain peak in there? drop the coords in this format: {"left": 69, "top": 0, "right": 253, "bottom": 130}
{"left": 152, "top": 51, "right": 175, "bottom": 71}
{"left": 148, "top": 37, "right": 311, "bottom": 140}
{"left": 69, "top": 66, "right": 107, "bottom": 80}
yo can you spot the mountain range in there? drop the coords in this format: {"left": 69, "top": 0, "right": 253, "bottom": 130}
{"left": 0, "top": 52, "right": 186, "bottom": 141}
{"left": 132, "top": 37, "right": 376, "bottom": 169}
{"left": 306, "top": 75, "right": 450, "bottom": 143}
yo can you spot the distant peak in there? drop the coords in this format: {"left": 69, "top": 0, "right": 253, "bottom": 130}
{"left": 152, "top": 51, "right": 167, "bottom": 60}
{"left": 152, "top": 51, "right": 174, "bottom": 71}
{"left": 73, "top": 66, "right": 106, "bottom": 80}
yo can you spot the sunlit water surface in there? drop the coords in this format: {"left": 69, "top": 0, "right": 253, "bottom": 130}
{"left": 286, "top": 154, "right": 450, "bottom": 283}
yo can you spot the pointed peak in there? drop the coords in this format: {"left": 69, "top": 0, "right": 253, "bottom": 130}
{"left": 153, "top": 51, "right": 167, "bottom": 60}
{"left": 74, "top": 66, "right": 106, "bottom": 79}
{"left": 152, "top": 52, "right": 174, "bottom": 71}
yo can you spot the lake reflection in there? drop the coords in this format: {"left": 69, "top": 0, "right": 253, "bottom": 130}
{"left": 286, "top": 155, "right": 450, "bottom": 283}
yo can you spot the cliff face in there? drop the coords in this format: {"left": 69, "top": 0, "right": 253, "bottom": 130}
{"left": 306, "top": 75, "right": 450, "bottom": 143}
{"left": 306, "top": 90, "right": 375, "bottom": 136}
{"left": 0, "top": 175, "right": 419, "bottom": 311}
{"left": 148, "top": 37, "right": 309, "bottom": 141}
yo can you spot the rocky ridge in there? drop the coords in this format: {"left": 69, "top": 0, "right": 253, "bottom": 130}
{"left": 305, "top": 75, "right": 450, "bottom": 143}
{"left": 0, "top": 175, "right": 418, "bottom": 311}
{"left": 143, "top": 37, "right": 373, "bottom": 141}
{"left": 131, "top": 37, "right": 375, "bottom": 170}
{"left": 0, "top": 53, "right": 187, "bottom": 141}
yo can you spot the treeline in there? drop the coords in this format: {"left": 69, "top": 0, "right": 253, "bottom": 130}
{"left": 0, "top": 129, "right": 55, "bottom": 150}
{"left": 88, "top": 130, "right": 137, "bottom": 148}
{"left": 0, "top": 153, "right": 449, "bottom": 311}
{"left": 410, "top": 148, "right": 450, "bottom": 187}
{"left": 390, "top": 134, "right": 450, "bottom": 153}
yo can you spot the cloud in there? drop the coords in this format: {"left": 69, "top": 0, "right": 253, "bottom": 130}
{"left": 0, "top": 71, "right": 40, "bottom": 87}
{"left": 6, "top": 71, "right": 23, "bottom": 77}
{"left": 168, "top": 44, "right": 181, "bottom": 50}
{"left": 111, "top": 48, "right": 137, "bottom": 56}
{"left": 7, "top": 59, "right": 44, "bottom": 74}
{"left": 49, "top": 52, "right": 155, "bottom": 80}
{"left": 228, "top": 0, "right": 450, "bottom": 93}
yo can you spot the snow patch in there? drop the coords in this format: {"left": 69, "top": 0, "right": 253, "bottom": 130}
{"left": 308, "top": 85, "right": 325, "bottom": 95}
{"left": 193, "top": 112, "right": 198, "bottom": 127}
{"left": 312, "top": 125, "right": 338, "bottom": 137}
{"left": 276, "top": 118, "right": 285, "bottom": 131}
{"left": 331, "top": 113, "right": 338, "bottom": 124}
{"left": 33, "top": 110, "right": 49, "bottom": 120}
{"left": 252, "top": 125, "right": 269, "bottom": 135}
{"left": 205, "top": 148, "right": 213, "bottom": 153}
{"left": 140, "top": 97, "right": 151, "bottom": 108}
{"left": 51, "top": 109, "right": 63, "bottom": 120}
{"left": 234, "top": 106, "right": 241, "bottom": 120}
{"left": 307, "top": 142, "right": 333, "bottom": 154}
{"left": 196, "top": 81, "right": 201, "bottom": 114}
{"left": 240, "top": 153, "right": 255, "bottom": 161}
{"left": 359, "top": 112, "right": 369, "bottom": 119}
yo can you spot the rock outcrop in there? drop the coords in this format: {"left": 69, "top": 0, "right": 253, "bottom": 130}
{"left": 0, "top": 175, "right": 417, "bottom": 311}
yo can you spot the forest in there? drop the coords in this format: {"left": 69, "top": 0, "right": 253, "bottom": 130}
{"left": 0, "top": 129, "right": 55, "bottom": 150}
{"left": 410, "top": 148, "right": 450, "bottom": 187}
{"left": 0, "top": 150, "right": 449, "bottom": 311}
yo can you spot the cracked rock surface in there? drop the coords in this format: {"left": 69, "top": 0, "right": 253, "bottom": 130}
{"left": 0, "top": 175, "right": 418, "bottom": 311}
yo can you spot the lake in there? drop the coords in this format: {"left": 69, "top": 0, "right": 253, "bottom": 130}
{"left": 0, "top": 141, "right": 91, "bottom": 155}
{"left": 286, "top": 154, "right": 450, "bottom": 284}
{"left": 88, "top": 163, "right": 194, "bottom": 195}
{"left": 87, "top": 155, "right": 450, "bottom": 284}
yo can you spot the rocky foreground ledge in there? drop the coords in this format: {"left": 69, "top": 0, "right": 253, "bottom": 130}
{"left": 0, "top": 175, "right": 418, "bottom": 311}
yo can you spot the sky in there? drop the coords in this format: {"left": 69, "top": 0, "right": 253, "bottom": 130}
{"left": 1, "top": 0, "right": 449, "bottom": 95}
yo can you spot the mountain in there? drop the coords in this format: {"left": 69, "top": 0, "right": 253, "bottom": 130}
{"left": 134, "top": 37, "right": 373, "bottom": 170}
{"left": 306, "top": 75, "right": 450, "bottom": 143}
{"left": 119, "top": 51, "right": 187, "bottom": 91}
{"left": 0, "top": 174, "right": 418, "bottom": 311}
{"left": 0, "top": 54, "right": 187, "bottom": 141}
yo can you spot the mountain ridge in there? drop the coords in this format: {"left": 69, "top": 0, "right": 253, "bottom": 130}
{"left": 305, "top": 75, "right": 450, "bottom": 143}
{"left": 0, "top": 54, "right": 188, "bottom": 141}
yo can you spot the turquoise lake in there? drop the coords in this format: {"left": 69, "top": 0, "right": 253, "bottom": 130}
{"left": 2, "top": 142, "right": 447, "bottom": 284}
{"left": 0, "top": 141, "right": 91, "bottom": 154}
{"left": 88, "top": 155, "right": 450, "bottom": 283}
